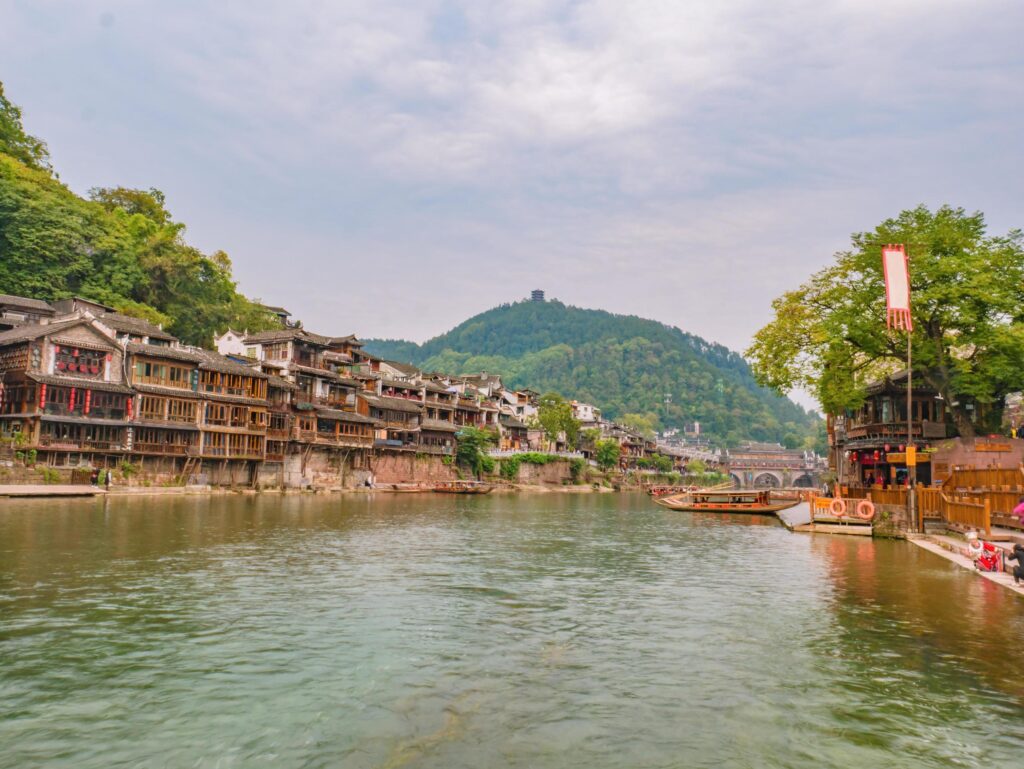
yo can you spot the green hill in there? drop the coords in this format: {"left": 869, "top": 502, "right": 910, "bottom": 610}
{"left": 365, "top": 300, "right": 822, "bottom": 448}
{"left": 0, "top": 82, "right": 278, "bottom": 347}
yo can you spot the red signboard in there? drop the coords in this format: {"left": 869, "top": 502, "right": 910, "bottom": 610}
{"left": 882, "top": 244, "right": 913, "bottom": 331}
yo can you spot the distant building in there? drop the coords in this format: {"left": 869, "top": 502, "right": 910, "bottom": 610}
{"left": 531, "top": 290, "right": 545, "bottom": 302}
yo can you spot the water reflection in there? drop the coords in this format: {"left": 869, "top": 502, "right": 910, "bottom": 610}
{"left": 1, "top": 493, "right": 1023, "bottom": 768}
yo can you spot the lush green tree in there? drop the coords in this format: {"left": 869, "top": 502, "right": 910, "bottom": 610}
{"left": 594, "top": 439, "right": 621, "bottom": 471}
{"left": 747, "top": 205, "right": 1024, "bottom": 438}
{"left": 686, "top": 459, "right": 707, "bottom": 475}
{"left": 456, "top": 426, "right": 497, "bottom": 478}
{"left": 0, "top": 82, "right": 50, "bottom": 172}
{"left": 537, "top": 392, "right": 581, "bottom": 449}
{"left": 637, "top": 453, "right": 673, "bottom": 472}
{"left": 620, "top": 412, "right": 659, "bottom": 439}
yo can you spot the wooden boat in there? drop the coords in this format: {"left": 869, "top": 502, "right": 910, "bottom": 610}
{"left": 432, "top": 480, "right": 494, "bottom": 495}
{"left": 654, "top": 488, "right": 799, "bottom": 514}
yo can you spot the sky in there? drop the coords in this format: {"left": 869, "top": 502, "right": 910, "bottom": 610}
{"left": 2, "top": 1, "right": 1023, "bottom": 374}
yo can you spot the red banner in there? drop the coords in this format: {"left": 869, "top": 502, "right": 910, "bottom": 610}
{"left": 126, "top": 396, "right": 133, "bottom": 420}
{"left": 39, "top": 384, "right": 47, "bottom": 409}
{"left": 882, "top": 244, "right": 913, "bottom": 331}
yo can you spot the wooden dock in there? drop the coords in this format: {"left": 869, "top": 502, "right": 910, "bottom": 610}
{"left": 777, "top": 502, "right": 873, "bottom": 536}
{"left": 0, "top": 485, "right": 106, "bottom": 498}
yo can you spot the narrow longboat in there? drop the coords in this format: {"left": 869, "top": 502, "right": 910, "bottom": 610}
{"left": 654, "top": 488, "right": 799, "bottom": 514}
{"left": 432, "top": 480, "right": 494, "bottom": 494}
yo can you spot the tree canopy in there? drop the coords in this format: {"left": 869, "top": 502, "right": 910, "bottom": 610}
{"left": 537, "top": 392, "right": 581, "bottom": 449}
{"left": 746, "top": 205, "right": 1024, "bottom": 437}
{"left": 0, "top": 82, "right": 279, "bottom": 347}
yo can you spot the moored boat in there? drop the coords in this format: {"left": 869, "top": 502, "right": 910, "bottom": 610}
{"left": 432, "top": 480, "right": 494, "bottom": 494}
{"left": 654, "top": 488, "right": 799, "bottom": 514}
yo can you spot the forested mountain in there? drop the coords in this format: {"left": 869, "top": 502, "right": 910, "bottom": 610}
{"left": 0, "top": 82, "right": 278, "bottom": 347}
{"left": 365, "top": 300, "right": 823, "bottom": 448}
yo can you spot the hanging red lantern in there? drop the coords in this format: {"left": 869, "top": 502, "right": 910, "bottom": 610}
{"left": 873, "top": 450, "right": 880, "bottom": 461}
{"left": 73, "top": 349, "right": 79, "bottom": 357}
{"left": 899, "top": 445, "right": 905, "bottom": 452}
{"left": 884, "top": 444, "right": 891, "bottom": 452}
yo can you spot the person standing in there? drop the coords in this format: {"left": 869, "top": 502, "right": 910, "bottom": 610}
{"left": 1004, "top": 544, "right": 1024, "bottom": 585}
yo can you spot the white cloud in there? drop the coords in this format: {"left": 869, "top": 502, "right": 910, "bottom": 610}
{"left": 0, "top": 0, "right": 1021, "bottom": 373}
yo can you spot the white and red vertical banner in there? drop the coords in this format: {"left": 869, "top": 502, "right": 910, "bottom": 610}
{"left": 882, "top": 244, "right": 913, "bottom": 331}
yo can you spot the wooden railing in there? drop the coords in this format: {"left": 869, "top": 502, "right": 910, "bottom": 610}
{"left": 917, "top": 487, "right": 943, "bottom": 523}
{"left": 132, "top": 443, "right": 195, "bottom": 456}
{"left": 943, "top": 466, "right": 1024, "bottom": 491}
{"left": 868, "top": 488, "right": 909, "bottom": 507}
{"left": 942, "top": 494, "right": 990, "bottom": 536}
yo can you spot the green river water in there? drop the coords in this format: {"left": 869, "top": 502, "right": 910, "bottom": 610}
{"left": 1, "top": 492, "right": 1023, "bottom": 768}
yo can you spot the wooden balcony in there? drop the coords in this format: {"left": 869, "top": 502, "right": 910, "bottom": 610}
{"left": 131, "top": 443, "right": 197, "bottom": 456}
{"left": 37, "top": 436, "right": 124, "bottom": 451}
{"left": 844, "top": 421, "right": 948, "bottom": 442}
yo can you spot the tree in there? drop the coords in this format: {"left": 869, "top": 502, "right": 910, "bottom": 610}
{"left": 0, "top": 82, "right": 50, "bottom": 172}
{"left": 456, "top": 427, "right": 497, "bottom": 478}
{"left": 620, "top": 412, "right": 659, "bottom": 439}
{"left": 686, "top": 459, "right": 706, "bottom": 476}
{"left": 537, "top": 392, "right": 581, "bottom": 449}
{"left": 746, "top": 205, "right": 1024, "bottom": 438}
{"left": 594, "top": 439, "right": 621, "bottom": 471}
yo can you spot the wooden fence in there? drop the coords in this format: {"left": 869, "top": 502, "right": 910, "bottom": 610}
{"left": 868, "top": 488, "right": 908, "bottom": 507}
{"left": 942, "top": 495, "right": 991, "bottom": 535}
{"left": 943, "top": 466, "right": 1024, "bottom": 491}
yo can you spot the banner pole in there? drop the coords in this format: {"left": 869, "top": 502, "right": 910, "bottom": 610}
{"left": 907, "top": 329, "right": 916, "bottom": 533}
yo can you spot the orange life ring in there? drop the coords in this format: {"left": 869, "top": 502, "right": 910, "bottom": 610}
{"left": 855, "top": 500, "right": 875, "bottom": 520}
{"left": 829, "top": 498, "right": 847, "bottom": 517}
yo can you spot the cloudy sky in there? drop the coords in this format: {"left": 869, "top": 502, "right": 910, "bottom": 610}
{"left": 2, "top": 1, "right": 1022, "bottom": 361}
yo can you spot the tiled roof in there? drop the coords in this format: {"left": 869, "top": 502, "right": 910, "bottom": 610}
{"left": 244, "top": 328, "right": 324, "bottom": 345}
{"left": 267, "top": 374, "right": 299, "bottom": 391}
{"left": 193, "top": 349, "right": 268, "bottom": 377}
{"left": 380, "top": 377, "right": 421, "bottom": 390}
{"left": 98, "top": 313, "right": 177, "bottom": 342}
{"left": 0, "top": 318, "right": 87, "bottom": 345}
{"left": 0, "top": 294, "right": 55, "bottom": 313}
{"left": 382, "top": 360, "right": 420, "bottom": 377}
{"left": 125, "top": 342, "right": 202, "bottom": 363}
{"left": 360, "top": 394, "right": 424, "bottom": 414}
{"left": 315, "top": 407, "right": 378, "bottom": 424}
{"left": 421, "top": 418, "right": 458, "bottom": 432}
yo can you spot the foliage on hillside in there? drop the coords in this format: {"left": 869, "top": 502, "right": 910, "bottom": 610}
{"left": 366, "top": 300, "right": 820, "bottom": 447}
{"left": 0, "top": 83, "right": 278, "bottom": 347}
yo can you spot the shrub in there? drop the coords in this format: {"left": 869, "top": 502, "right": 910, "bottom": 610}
{"left": 38, "top": 466, "right": 60, "bottom": 484}
{"left": 569, "top": 457, "right": 585, "bottom": 483}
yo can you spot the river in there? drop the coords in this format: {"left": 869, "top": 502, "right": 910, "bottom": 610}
{"left": 1, "top": 492, "right": 1022, "bottom": 768}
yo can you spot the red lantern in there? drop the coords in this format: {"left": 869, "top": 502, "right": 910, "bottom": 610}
{"left": 73, "top": 349, "right": 79, "bottom": 357}
{"left": 884, "top": 444, "right": 891, "bottom": 452}
{"left": 899, "top": 445, "right": 905, "bottom": 452}
{"left": 57, "top": 361, "right": 66, "bottom": 371}
{"left": 69, "top": 388, "right": 76, "bottom": 411}
{"left": 873, "top": 450, "right": 880, "bottom": 461}
{"left": 126, "top": 396, "right": 133, "bottom": 420}
{"left": 84, "top": 389, "right": 91, "bottom": 414}
{"left": 39, "top": 384, "right": 47, "bottom": 408}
